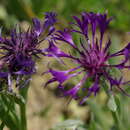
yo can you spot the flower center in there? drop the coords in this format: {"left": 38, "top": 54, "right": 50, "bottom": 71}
{"left": 80, "top": 48, "right": 106, "bottom": 75}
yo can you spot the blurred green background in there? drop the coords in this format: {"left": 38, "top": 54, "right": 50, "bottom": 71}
{"left": 0, "top": 0, "right": 130, "bottom": 32}
{"left": 1, "top": 0, "right": 130, "bottom": 130}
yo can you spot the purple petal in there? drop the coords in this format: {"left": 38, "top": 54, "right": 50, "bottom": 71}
{"left": 32, "top": 18, "right": 42, "bottom": 36}
{"left": 55, "top": 29, "right": 75, "bottom": 47}
{"left": 47, "top": 26, "right": 55, "bottom": 36}
{"left": 44, "top": 12, "right": 57, "bottom": 28}
{"left": 48, "top": 67, "right": 81, "bottom": 84}
{"left": 86, "top": 12, "right": 97, "bottom": 38}
{"left": 80, "top": 83, "right": 100, "bottom": 104}
{"left": 63, "top": 74, "right": 89, "bottom": 99}
{"left": 88, "top": 82, "right": 100, "bottom": 96}
{"left": 73, "top": 13, "right": 89, "bottom": 38}
{"left": 0, "top": 72, "right": 8, "bottom": 77}
{"left": 97, "top": 13, "right": 112, "bottom": 37}
{"left": 73, "top": 16, "right": 82, "bottom": 27}
{"left": 43, "top": 40, "right": 72, "bottom": 58}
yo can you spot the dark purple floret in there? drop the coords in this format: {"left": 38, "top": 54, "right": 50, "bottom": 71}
{"left": 32, "top": 18, "right": 42, "bottom": 36}
{"left": 44, "top": 12, "right": 130, "bottom": 104}
{"left": 44, "top": 12, "right": 57, "bottom": 28}
{"left": 32, "top": 12, "right": 57, "bottom": 37}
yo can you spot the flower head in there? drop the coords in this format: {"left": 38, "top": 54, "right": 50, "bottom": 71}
{"left": 0, "top": 12, "right": 57, "bottom": 91}
{"left": 44, "top": 12, "right": 130, "bottom": 104}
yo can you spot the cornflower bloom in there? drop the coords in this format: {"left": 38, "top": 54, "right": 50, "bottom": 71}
{"left": 0, "top": 12, "right": 57, "bottom": 91}
{"left": 44, "top": 12, "right": 130, "bottom": 104}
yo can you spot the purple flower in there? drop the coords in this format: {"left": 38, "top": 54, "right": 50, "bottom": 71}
{"left": 44, "top": 12, "right": 130, "bottom": 104}
{"left": 0, "top": 12, "right": 57, "bottom": 91}
{"left": 0, "top": 28, "right": 39, "bottom": 76}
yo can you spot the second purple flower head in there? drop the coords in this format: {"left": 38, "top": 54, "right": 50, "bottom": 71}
{"left": 44, "top": 12, "right": 130, "bottom": 104}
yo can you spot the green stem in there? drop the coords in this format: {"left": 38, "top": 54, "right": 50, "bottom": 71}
{"left": 19, "top": 83, "right": 29, "bottom": 130}
{"left": 20, "top": 103, "right": 27, "bottom": 130}
{"left": 111, "top": 111, "right": 125, "bottom": 130}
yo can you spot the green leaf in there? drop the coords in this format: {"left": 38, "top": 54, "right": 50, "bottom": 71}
{"left": 52, "top": 120, "right": 87, "bottom": 130}
{"left": 87, "top": 100, "right": 110, "bottom": 129}
{"left": 12, "top": 94, "right": 25, "bottom": 105}
{"left": 107, "top": 95, "right": 117, "bottom": 112}
{"left": 2, "top": 92, "right": 25, "bottom": 105}
{"left": 0, "top": 93, "right": 20, "bottom": 130}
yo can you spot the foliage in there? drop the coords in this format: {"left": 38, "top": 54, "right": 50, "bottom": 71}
{"left": 0, "top": 0, "right": 130, "bottom": 31}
